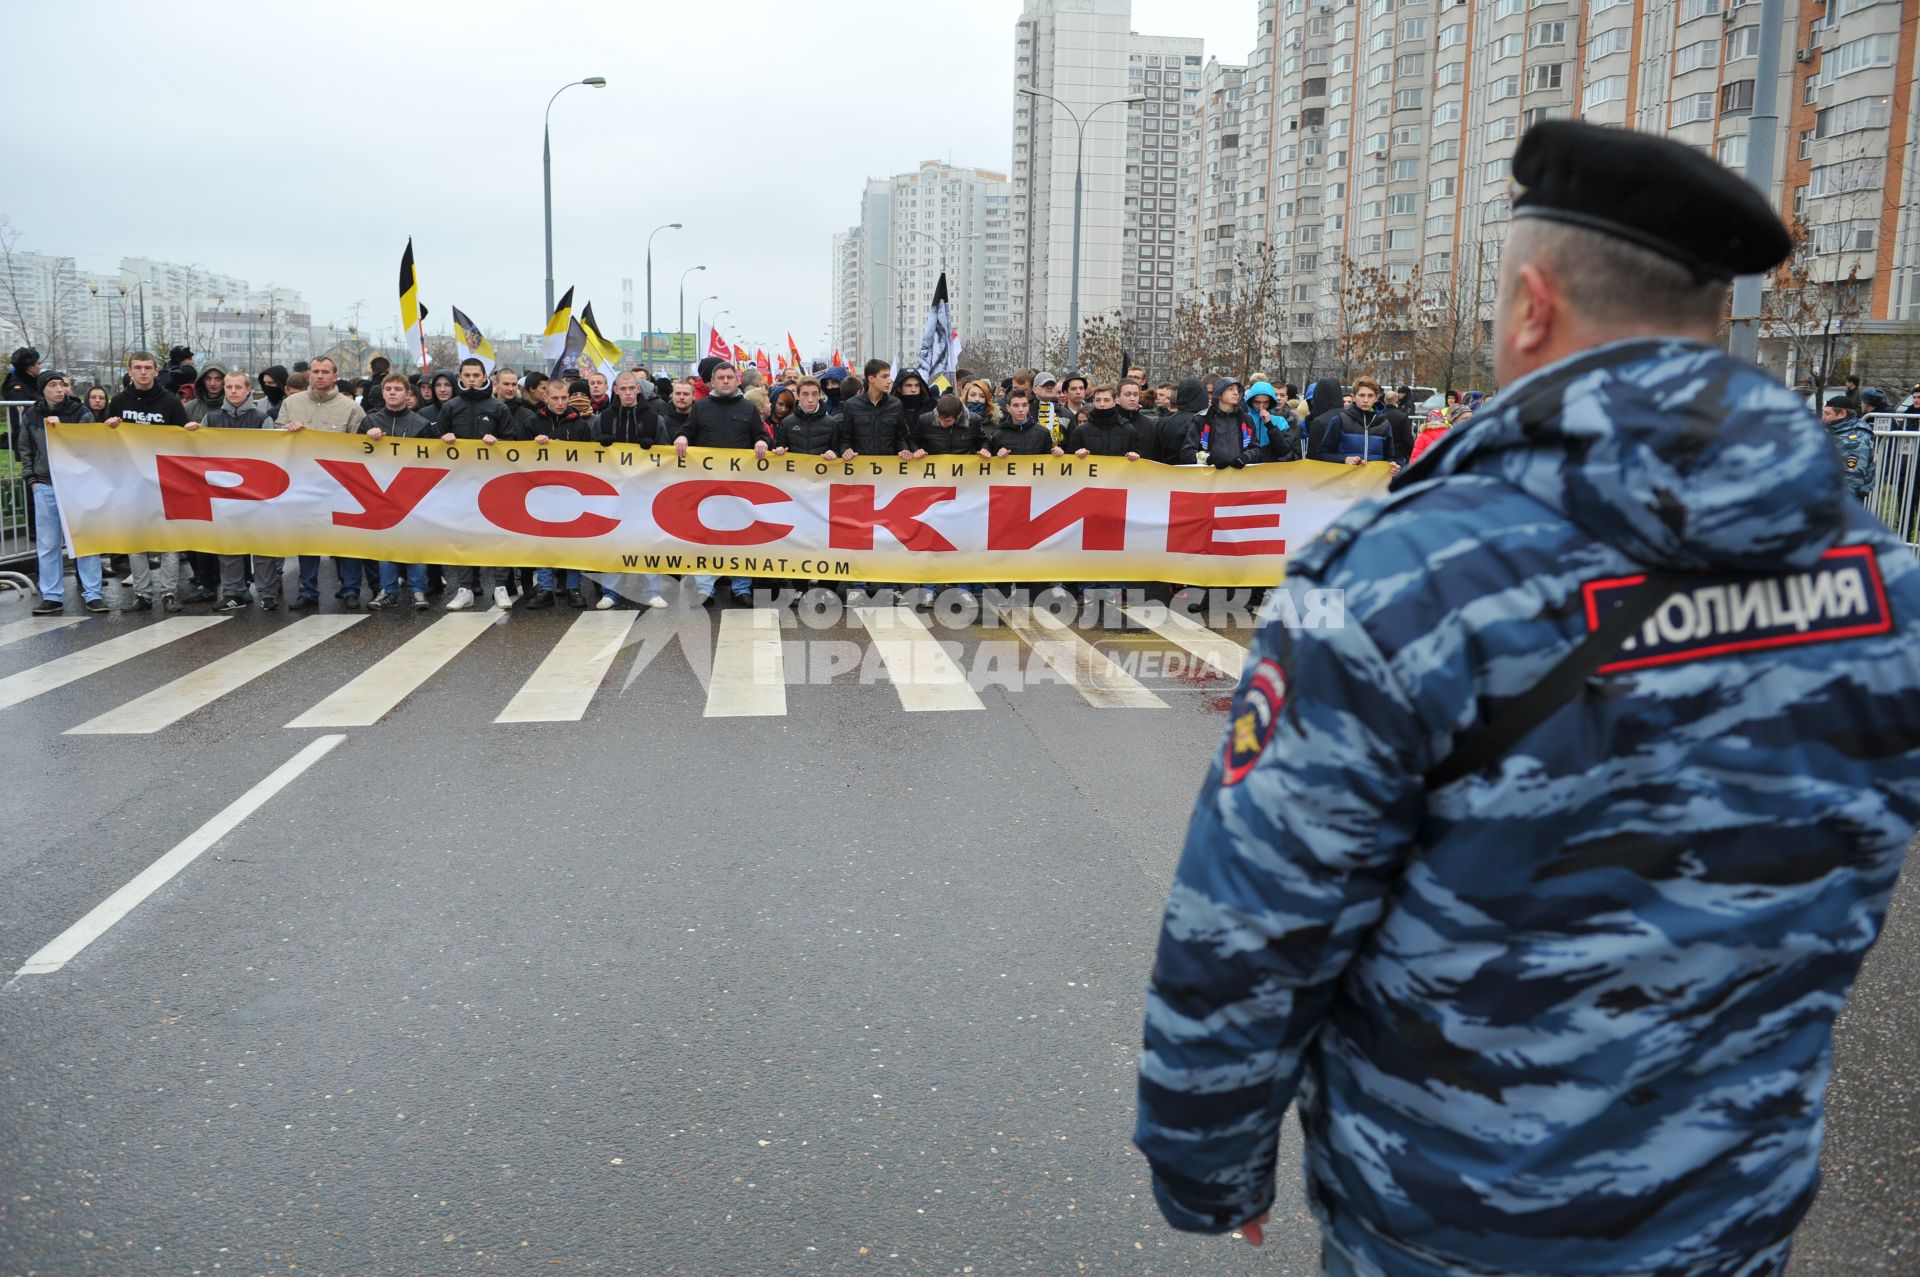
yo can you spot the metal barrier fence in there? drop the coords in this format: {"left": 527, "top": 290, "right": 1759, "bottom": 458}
{"left": 1867, "top": 413, "right": 1920, "bottom": 557}
{"left": 2, "top": 399, "right": 34, "bottom": 569}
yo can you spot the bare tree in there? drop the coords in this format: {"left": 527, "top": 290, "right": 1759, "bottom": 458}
{"left": 1762, "top": 217, "right": 1867, "bottom": 399}
{"left": 0, "top": 216, "right": 91, "bottom": 369}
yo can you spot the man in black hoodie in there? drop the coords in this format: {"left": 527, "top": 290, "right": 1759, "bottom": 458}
{"left": 104, "top": 351, "right": 190, "bottom": 611}
{"left": 1149, "top": 378, "right": 1207, "bottom": 464}
{"left": 774, "top": 376, "right": 840, "bottom": 457}
{"left": 674, "top": 360, "right": 765, "bottom": 605}
{"left": 1065, "top": 385, "right": 1142, "bottom": 459}
{"left": 434, "top": 358, "right": 521, "bottom": 444}
{"left": 257, "top": 364, "right": 290, "bottom": 419}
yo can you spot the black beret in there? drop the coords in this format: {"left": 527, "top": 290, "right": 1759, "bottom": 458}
{"left": 1511, "top": 121, "right": 1791, "bottom": 281}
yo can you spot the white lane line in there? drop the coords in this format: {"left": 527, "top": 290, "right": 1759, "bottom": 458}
{"left": 10, "top": 734, "right": 346, "bottom": 981}
{"left": 851, "top": 606, "right": 984, "bottom": 712}
{"left": 1120, "top": 603, "right": 1248, "bottom": 680}
{"left": 286, "top": 613, "right": 500, "bottom": 729}
{"left": 65, "top": 615, "right": 364, "bottom": 735}
{"left": 0, "top": 617, "right": 229, "bottom": 712}
{"left": 1004, "top": 606, "right": 1167, "bottom": 710}
{"left": 0, "top": 615, "right": 89, "bottom": 649}
{"left": 705, "top": 609, "right": 786, "bottom": 718}
{"left": 496, "top": 610, "right": 638, "bottom": 723}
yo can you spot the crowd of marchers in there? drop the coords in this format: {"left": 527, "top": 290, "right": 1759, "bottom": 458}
{"left": 2, "top": 340, "right": 1893, "bottom": 619}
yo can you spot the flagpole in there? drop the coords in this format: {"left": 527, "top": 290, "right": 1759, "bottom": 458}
{"left": 543, "top": 76, "right": 607, "bottom": 317}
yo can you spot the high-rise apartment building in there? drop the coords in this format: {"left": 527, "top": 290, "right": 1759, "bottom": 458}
{"left": 1125, "top": 35, "right": 1206, "bottom": 357}
{"left": 831, "top": 162, "right": 1012, "bottom": 367}
{"left": 1238, "top": 0, "right": 1917, "bottom": 379}
{"left": 1176, "top": 59, "right": 1249, "bottom": 309}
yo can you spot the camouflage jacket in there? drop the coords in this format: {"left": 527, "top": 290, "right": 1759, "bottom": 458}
{"left": 1825, "top": 413, "right": 1875, "bottom": 500}
{"left": 1136, "top": 338, "right": 1920, "bottom": 1276}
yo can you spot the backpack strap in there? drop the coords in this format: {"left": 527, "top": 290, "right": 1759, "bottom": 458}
{"left": 1424, "top": 571, "right": 1686, "bottom": 789}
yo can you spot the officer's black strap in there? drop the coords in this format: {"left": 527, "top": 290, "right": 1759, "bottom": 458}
{"left": 1424, "top": 571, "right": 1687, "bottom": 789}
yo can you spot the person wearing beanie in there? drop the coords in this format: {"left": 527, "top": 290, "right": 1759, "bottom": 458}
{"left": 5, "top": 346, "right": 41, "bottom": 405}
{"left": 257, "top": 364, "right": 290, "bottom": 417}
{"left": 17, "top": 370, "right": 108, "bottom": 615}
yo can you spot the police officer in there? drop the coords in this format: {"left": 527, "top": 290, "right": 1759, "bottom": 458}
{"left": 1135, "top": 120, "right": 1920, "bottom": 1277}
{"left": 1822, "top": 394, "right": 1875, "bottom": 502}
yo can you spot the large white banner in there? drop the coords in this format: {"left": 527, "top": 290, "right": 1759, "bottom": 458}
{"left": 46, "top": 424, "right": 1392, "bottom": 586}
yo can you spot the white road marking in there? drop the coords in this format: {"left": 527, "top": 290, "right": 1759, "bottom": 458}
{"left": 0, "top": 615, "right": 89, "bottom": 649}
{"left": 852, "top": 606, "right": 984, "bottom": 712}
{"left": 1004, "top": 606, "right": 1167, "bottom": 710}
{"left": 286, "top": 613, "right": 500, "bottom": 729}
{"left": 705, "top": 608, "right": 786, "bottom": 717}
{"left": 0, "top": 617, "right": 229, "bottom": 712}
{"left": 10, "top": 734, "right": 346, "bottom": 980}
{"left": 1120, "top": 604, "right": 1247, "bottom": 680}
{"left": 65, "top": 615, "right": 363, "bottom": 735}
{"left": 496, "top": 611, "right": 638, "bottom": 723}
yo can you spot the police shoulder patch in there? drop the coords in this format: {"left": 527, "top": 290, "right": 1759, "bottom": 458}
{"left": 1223, "top": 658, "right": 1287, "bottom": 785}
{"left": 1585, "top": 544, "right": 1892, "bottom": 674}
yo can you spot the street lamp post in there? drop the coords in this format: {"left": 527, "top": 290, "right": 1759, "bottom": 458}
{"left": 1018, "top": 87, "right": 1144, "bottom": 374}
{"left": 678, "top": 265, "right": 706, "bottom": 375}
{"left": 543, "top": 75, "right": 608, "bottom": 318}
{"left": 694, "top": 293, "right": 719, "bottom": 375}
{"left": 646, "top": 222, "right": 682, "bottom": 372}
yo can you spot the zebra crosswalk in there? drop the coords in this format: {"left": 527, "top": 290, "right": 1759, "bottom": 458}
{"left": 0, "top": 603, "right": 1250, "bottom": 734}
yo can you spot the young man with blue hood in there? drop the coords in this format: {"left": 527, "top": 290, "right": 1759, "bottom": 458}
{"left": 1242, "top": 381, "right": 1300, "bottom": 462}
{"left": 1139, "top": 119, "right": 1920, "bottom": 1277}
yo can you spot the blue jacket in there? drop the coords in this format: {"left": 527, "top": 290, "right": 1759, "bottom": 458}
{"left": 1137, "top": 339, "right": 1920, "bottom": 1276}
{"left": 1825, "top": 412, "right": 1875, "bottom": 501}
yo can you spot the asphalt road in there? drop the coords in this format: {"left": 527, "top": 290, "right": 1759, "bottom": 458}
{"left": 0, "top": 583, "right": 1913, "bottom": 1276}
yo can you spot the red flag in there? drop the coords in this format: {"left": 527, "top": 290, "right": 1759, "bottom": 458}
{"left": 755, "top": 349, "right": 771, "bottom": 378}
{"left": 776, "top": 354, "right": 789, "bottom": 373}
{"left": 830, "top": 349, "right": 845, "bottom": 368}
{"left": 786, "top": 331, "right": 804, "bottom": 370}
{"left": 704, "top": 327, "right": 729, "bottom": 359}
{"left": 732, "top": 343, "right": 748, "bottom": 365}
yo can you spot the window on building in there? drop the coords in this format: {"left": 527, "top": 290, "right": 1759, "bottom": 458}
{"left": 1490, "top": 76, "right": 1521, "bottom": 101}
{"left": 1716, "top": 133, "right": 1749, "bottom": 167}
{"left": 1389, "top": 194, "right": 1418, "bottom": 214}
{"left": 1431, "top": 137, "right": 1459, "bottom": 162}
{"left": 1670, "top": 92, "right": 1716, "bottom": 125}
{"left": 1394, "top": 88, "right": 1425, "bottom": 111}
{"left": 1434, "top": 101, "right": 1462, "bottom": 125}
{"left": 1725, "top": 25, "right": 1760, "bottom": 62}
{"left": 1391, "top": 159, "right": 1420, "bottom": 180}
{"left": 1488, "top": 115, "right": 1519, "bottom": 140}
{"left": 1818, "top": 96, "right": 1894, "bottom": 138}
{"left": 1679, "top": 0, "right": 1720, "bottom": 19}
{"left": 1807, "top": 157, "right": 1884, "bottom": 196}
{"left": 1439, "top": 22, "right": 1466, "bottom": 48}
{"left": 1492, "top": 34, "right": 1523, "bottom": 60}
{"left": 1583, "top": 74, "right": 1627, "bottom": 110}
{"left": 1522, "top": 105, "right": 1567, "bottom": 128}
{"left": 1676, "top": 39, "right": 1719, "bottom": 74}
{"left": 1438, "top": 60, "right": 1465, "bottom": 85}
{"left": 1530, "top": 20, "right": 1566, "bottom": 46}
{"left": 1526, "top": 63, "right": 1564, "bottom": 91}
{"left": 1827, "top": 34, "right": 1897, "bottom": 79}
{"left": 1810, "top": 218, "right": 1878, "bottom": 254}
{"left": 1589, "top": 27, "right": 1630, "bottom": 59}
{"left": 1720, "top": 79, "right": 1754, "bottom": 113}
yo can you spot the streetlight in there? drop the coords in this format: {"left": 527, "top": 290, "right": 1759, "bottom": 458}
{"left": 1018, "top": 86, "right": 1145, "bottom": 373}
{"left": 646, "top": 222, "right": 682, "bottom": 371}
{"left": 543, "top": 75, "right": 608, "bottom": 317}
{"left": 87, "top": 280, "right": 112, "bottom": 376}
{"left": 694, "top": 293, "right": 720, "bottom": 374}
{"left": 677, "top": 265, "right": 706, "bottom": 373}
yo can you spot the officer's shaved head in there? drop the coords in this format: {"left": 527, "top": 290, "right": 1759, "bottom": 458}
{"left": 1495, "top": 220, "right": 1728, "bottom": 387}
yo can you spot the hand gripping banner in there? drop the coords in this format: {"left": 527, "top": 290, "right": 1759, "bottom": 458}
{"left": 45, "top": 424, "right": 1392, "bottom": 587}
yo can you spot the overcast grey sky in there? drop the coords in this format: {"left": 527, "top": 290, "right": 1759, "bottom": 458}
{"left": 10, "top": 0, "right": 1253, "bottom": 362}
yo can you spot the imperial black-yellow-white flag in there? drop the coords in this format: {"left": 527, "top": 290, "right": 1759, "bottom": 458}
{"left": 399, "top": 239, "right": 426, "bottom": 368}
{"left": 541, "top": 286, "right": 575, "bottom": 369}
{"left": 914, "top": 273, "right": 956, "bottom": 391}
{"left": 451, "top": 306, "right": 496, "bottom": 375}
